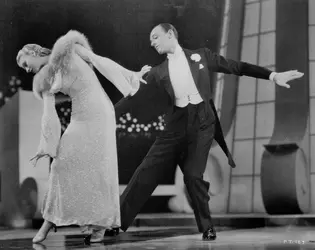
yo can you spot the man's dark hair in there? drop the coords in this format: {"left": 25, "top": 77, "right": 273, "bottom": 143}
{"left": 157, "top": 23, "right": 178, "bottom": 40}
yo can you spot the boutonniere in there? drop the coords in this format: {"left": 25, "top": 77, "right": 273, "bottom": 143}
{"left": 199, "top": 64, "right": 204, "bottom": 69}
{"left": 190, "top": 53, "right": 201, "bottom": 62}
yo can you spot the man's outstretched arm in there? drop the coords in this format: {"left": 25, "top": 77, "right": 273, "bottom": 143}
{"left": 204, "top": 48, "right": 304, "bottom": 88}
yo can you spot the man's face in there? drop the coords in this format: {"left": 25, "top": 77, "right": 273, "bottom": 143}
{"left": 150, "top": 26, "right": 172, "bottom": 54}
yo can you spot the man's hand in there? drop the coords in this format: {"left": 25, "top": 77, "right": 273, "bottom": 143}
{"left": 136, "top": 65, "right": 152, "bottom": 84}
{"left": 273, "top": 70, "right": 304, "bottom": 88}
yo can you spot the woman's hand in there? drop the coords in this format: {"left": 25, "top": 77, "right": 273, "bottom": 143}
{"left": 135, "top": 65, "right": 152, "bottom": 84}
{"left": 30, "top": 152, "right": 50, "bottom": 167}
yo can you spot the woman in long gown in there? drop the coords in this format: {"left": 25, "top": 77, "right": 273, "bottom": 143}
{"left": 16, "top": 30, "right": 151, "bottom": 244}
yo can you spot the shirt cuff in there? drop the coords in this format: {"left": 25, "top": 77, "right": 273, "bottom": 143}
{"left": 269, "top": 72, "right": 277, "bottom": 82}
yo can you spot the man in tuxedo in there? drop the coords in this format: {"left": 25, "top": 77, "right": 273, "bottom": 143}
{"left": 109, "top": 23, "right": 303, "bottom": 240}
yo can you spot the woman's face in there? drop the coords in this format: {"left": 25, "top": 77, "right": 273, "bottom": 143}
{"left": 18, "top": 54, "right": 42, "bottom": 74}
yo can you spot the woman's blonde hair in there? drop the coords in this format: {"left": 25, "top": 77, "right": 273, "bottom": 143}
{"left": 16, "top": 44, "right": 51, "bottom": 66}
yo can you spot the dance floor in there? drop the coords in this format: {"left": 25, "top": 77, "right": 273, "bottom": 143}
{"left": 0, "top": 226, "right": 314, "bottom": 249}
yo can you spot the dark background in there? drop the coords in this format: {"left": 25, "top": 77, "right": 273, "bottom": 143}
{"left": 0, "top": 0, "right": 224, "bottom": 212}
{"left": 0, "top": 0, "right": 224, "bottom": 106}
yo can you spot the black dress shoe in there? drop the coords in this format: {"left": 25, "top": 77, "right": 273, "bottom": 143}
{"left": 104, "top": 227, "right": 120, "bottom": 237}
{"left": 202, "top": 226, "right": 216, "bottom": 241}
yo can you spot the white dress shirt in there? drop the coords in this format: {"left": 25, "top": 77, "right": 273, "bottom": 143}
{"left": 167, "top": 45, "right": 203, "bottom": 107}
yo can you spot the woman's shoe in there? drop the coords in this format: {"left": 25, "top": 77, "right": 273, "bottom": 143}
{"left": 32, "top": 220, "right": 57, "bottom": 244}
{"left": 84, "top": 234, "right": 104, "bottom": 245}
{"left": 84, "top": 229, "right": 105, "bottom": 245}
{"left": 32, "top": 243, "right": 47, "bottom": 250}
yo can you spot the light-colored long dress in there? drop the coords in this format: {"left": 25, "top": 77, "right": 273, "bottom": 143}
{"left": 32, "top": 30, "right": 140, "bottom": 230}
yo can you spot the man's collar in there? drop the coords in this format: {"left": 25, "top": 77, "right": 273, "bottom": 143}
{"left": 167, "top": 44, "right": 183, "bottom": 60}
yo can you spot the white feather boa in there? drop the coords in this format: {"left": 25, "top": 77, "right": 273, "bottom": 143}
{"left": 32, "top": 30, "right": 93, "bottom": 99}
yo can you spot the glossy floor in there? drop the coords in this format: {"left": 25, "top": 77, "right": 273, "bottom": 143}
{"left": 0, "top": 226, "right": 314, "bottom": 249}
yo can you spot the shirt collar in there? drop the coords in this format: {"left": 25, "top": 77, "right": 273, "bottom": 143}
{"left": 167, "top": 44, "right": 183, "bottom": 60}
